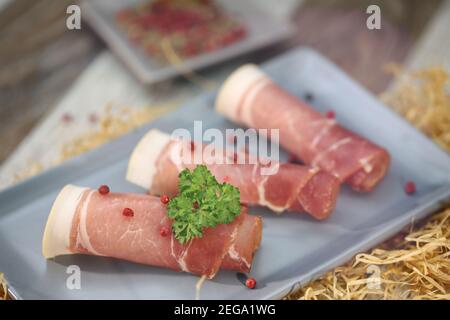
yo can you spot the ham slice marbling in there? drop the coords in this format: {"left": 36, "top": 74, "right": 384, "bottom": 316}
{"left": 215, "top": 64, "right": 390, "bottom": 192}
{"left": 126, "top": 129, "right": 340, "bottom": 220}
{"left": 42, "top": 185, "right": 262, "bottom": 278}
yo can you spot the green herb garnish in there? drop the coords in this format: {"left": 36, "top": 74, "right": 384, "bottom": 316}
{"left": 167, "top": 165, "right": 241, "bottom": 244}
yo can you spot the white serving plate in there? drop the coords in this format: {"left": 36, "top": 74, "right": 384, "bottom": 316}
{"left": 1, "top": 47, "right": 449, "bottom": 299}
{"left": 81, "top": 0, "right": 294, "bottom": 84}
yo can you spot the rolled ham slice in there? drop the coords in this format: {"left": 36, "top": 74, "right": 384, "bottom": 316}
{"left": 215, "top": 64, "right": 390, "bottom": 192}
{"left": 42, "top": 185, "right": 262, "bottom": 278}
{"left": 126, "top": 129, "right": 340, "bottom": 220}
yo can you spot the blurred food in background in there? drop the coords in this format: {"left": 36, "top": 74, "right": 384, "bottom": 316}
{"left": 116, "top": 0, "right": 247, "bottom": 59}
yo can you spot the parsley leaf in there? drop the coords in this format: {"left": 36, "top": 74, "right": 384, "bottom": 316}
{"left": 167, "top": 165, "right": 241, "bottom": 244}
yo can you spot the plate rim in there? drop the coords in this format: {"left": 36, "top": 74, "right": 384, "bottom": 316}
{"left": 80, "top": 0, "right": 295, "bottom": 84}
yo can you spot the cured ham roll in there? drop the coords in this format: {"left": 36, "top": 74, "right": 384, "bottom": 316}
{"left": 42, "top": 185, "right": 262, "bottom": 278}
{"left": 215, "top": 64, "right": 391, "bottom": 192}
{"left": 127, "top": 129, "right": 340, "bottom": 220}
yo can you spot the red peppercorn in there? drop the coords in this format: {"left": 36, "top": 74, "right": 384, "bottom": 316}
{"left": 287, "top": 154, "right": 297, "bottom": 163}
{"left": 88, "top": 113, "right": 98, "bottom": 124}
{"left": 227, "top": 134, "right": 237, "bottom": 144}
{"left": 223, "top": 175, "right": 230, "bottom": 182}
{"left": 160, "top": 226, "right": 169, "bottom": 237}
{"left": 325, "top": 110, "right": 335, "bottom": 119}
{"left": 404, "top": 181, "right": 416, "bottom": 195}
{"left": 122, "top": 208, "right": 134, "bottom": 217}
{"left": 98, "top": 185, "right": 110, "bottom": 195}
{"left": 193, "top": 201, "right": 199, "bottom": 209}
{"left": 160, "top": 194, "right": 170, "bottom": 204}
{"left": 61, "top": 113, "right": 73, "bottom": 123}
{"left": 245, "top": 277, "right": 256, "bottom": 289}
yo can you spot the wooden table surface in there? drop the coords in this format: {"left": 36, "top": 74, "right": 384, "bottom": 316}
{"left": 0, "top": 0, "right": 103, "bottom": 162}
{"left": 0, "top": 0, "right": 444, "bottom": 171}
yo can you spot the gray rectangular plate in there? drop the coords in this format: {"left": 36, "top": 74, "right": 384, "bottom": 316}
{"left": 81, "top": 0, "right": 294, "bottom": 84}
{"left": 1, "top": 47, "right": 450, "bottom": 300}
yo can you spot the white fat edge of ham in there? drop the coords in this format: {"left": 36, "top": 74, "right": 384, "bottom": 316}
{"left": 126, "top": 129, "right": 171, "bottom": 189}
{"left": 239, "top": 78, "right": 271, "bottom": 127}
{"left": 42, "top": 184, "right": 87, "bottom": 258}
{"left": 177, "top": 241, "right": 193, "bottom": 272}
{"left": 255, "top": 162, "right": 286, "bottom": 213}
{"left": 359, "top": 153, "right": 376, "bottom": 173}
{"left": 311, "top": 137, "right": 354, "bottom": 177}
{"left": 286, "top": 166, "right": 319, "bottom": 207}
{"left": 216, "top": 64, "right": 268, "bottom": 125}
{"left": 310, "top": 119, "right": 337, "bottom": 149}
{"left": 291, "top": 167, "right": 321, "bottom": 214}
{"left": 170, "top": 235, "right": 193, "bottom": 273}
{"left": 76, "top": 190, "right": 103, "bottom": 256}
{"left": 194, "top": 219, "right": 247, "bottom": 298}
{"left": 227, "top": 227, "right": 251, "bottom": 269}
{"left": 195, "top": 275, "right": 208, "bottom": 300}
{"left": 168, "top": 140, "right": 188, "bottom": 172}
{"left": 269, "top": 166, "right": 320, "bottom": 214}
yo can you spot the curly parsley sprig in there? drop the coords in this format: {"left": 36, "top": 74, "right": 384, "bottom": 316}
{"left": 167, "top": 165, "right": 241, "bottom": 244}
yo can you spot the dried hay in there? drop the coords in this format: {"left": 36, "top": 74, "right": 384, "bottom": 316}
{"left": 0, "top": 273, "right": 7, "bottom": 300}
{"left": 288, "top": 66, "right": 450, "bottom": 300}
{"left": 381, "top": 65, "right": 450, "bottom": 152}
{"left": 286, "top": 208, "right": 450, "bottom": 300}
{"left": 59, "top": 104, "right": 173, "bottom": 162}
